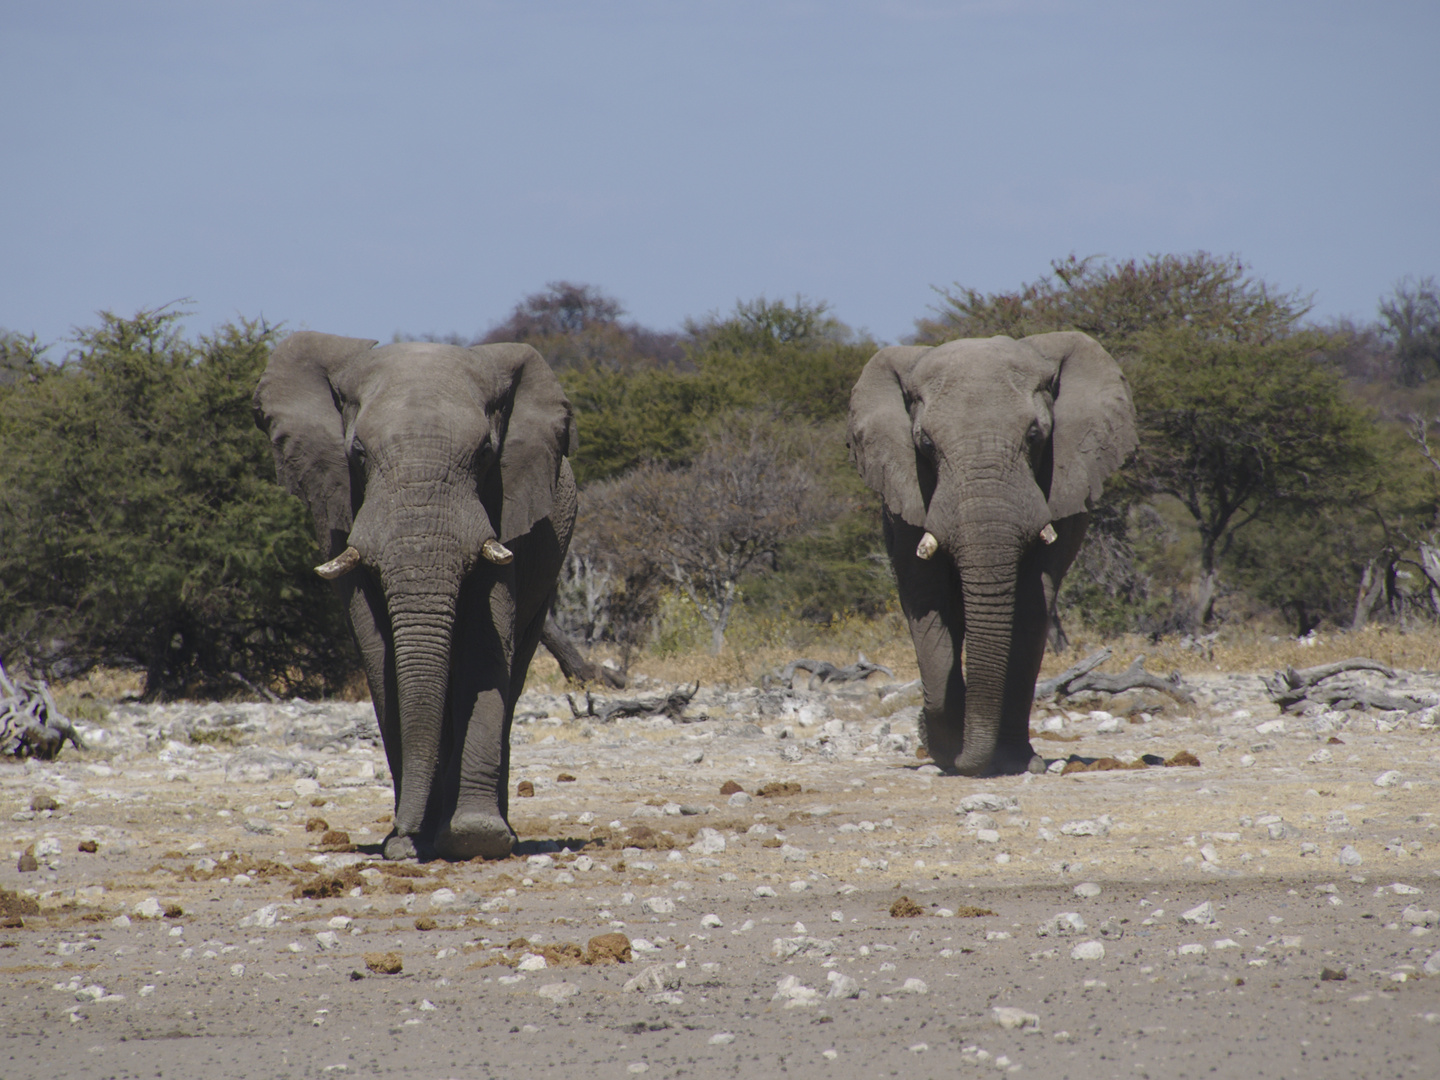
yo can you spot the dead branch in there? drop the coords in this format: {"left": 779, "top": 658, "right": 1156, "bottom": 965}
{"left": 1034, "top": 648, "right": 1113, "bottom": 699}
{"left": 1260, "top": 656, "right": 1429, "bottom": 713}
{"left": 781, "top": 653, "right": 894, "bottom": 690}
{"left": 1037, "top": 649, "right": 1194, "bottom": 704}
{"left": 581, "top": 682, "right": 704, "bottom": 723}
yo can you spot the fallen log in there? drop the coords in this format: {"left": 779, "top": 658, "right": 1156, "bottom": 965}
{"left": 1036, "top": 649, "right": 1193, "bottom": 705}
{"left": 1260, "top": 656, "right": 1430, "bottom": 713}
{"left": 567, "top": 682, "right": 703, "bottom": 723}
{"left": 781, "top": 653, "right": 894, "bottom": 690}
{"left": 1034, "top": 648, "right": 1112, "bottom": 699}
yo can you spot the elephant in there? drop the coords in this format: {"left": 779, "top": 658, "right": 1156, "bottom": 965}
{"left": 848, "top": 332, "right": 1136, "bottom": 777}
{"left": 254, "top": 332, "right": 576, "bottom": 860}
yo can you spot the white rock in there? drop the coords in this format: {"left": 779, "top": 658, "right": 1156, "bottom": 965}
{"left": 753, "top": 886, "right": 777, "bottom": 898}
{"left": 1423, "top": 950, "right": 1440, "bottom": 977}
{"left": 688, "top": 828, "right": 726, "bottom": 855}
{"left": 294, "top": 778, "right": 320, "bottom": 797}
{"left": 992, "top": 1006, "right": 1039, "bottom": 1030}
{"left": 700, "top": 913, "right": 723, "bottom": 929}
{"left": 957, "top": 793, "right": 1018, "bottom": 814}
{"left": 1038, "top": 912, "right": 1087, "bottom": 937}
{"left": 709, "top": 1032, "right": 736, "bottom": 1045}
{"left": 536, "top": 982, "right": 579, "bottom": 1003}
{"left": 527, "top": 854, "right": 555, "bottom": 869}
{"left": 315, "top": 931, "right": 340, "bottom": 951}
{"left": 1096, "top": 717, "right": 1121, "bottom": 733}
{"left": 1255, "top": 719, "right": 1286, "bottom": 735}
{"left": 1070, "top": 941, "right": 1105, "bottom": 960}
{"left": 516, "top": 953, "right": 548, "bottom": 972}
{"left": 241, "top": 903, "right": 280, "bottom": 928}
{"left": 429, "top": 888, "right": 457, "bottom": 908}
{"left": 1375, "top": 770, "right": 1403, "bottom": 788}
{"left": 773, "top": 974, "right": 820, "bottom": 1007}
{"left": 132, "top": 898, "right": 163, "bottom": 920}
{"left": 900, "top": 977, "right": 929, "bottom": 994}
{"left": 1061, "top": 819, "right": 1109, "bottom": 837}
{"left": 1180, "top": 901, "right": 1217, "bottom": 926}
{"left": 975, "top": 829, "right": 1000, "bottom": 844}
{"left": 781, "top": 844, "right": 809, "bottom": 862}
{"left": 623, "top": 964, "right": 680, "bottom": 994}
{"left": 573, "top": 855, "right": 594, "bottom": 872}
{"left": 641, "top": 896, "right": 676, "bottom": 915}
{"left": 727, "top": 792, "right": 752, "bottom": 807}
{"left": 1338, "top": 845, "right": 1363, "bottom": 867}
{"left": 1073, "top": 882, "right": 1101, "bottom": 898}
{"left": 826, "top": 971, "right": 861, "bottom": 999}
{"left": 1401, "top": 905, "right": 1439, "bottom": 928}
{"left": 1178, "top": 943, "right": 1207, "bottom": 956}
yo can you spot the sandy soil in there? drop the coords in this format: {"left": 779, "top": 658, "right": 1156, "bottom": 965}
{"left": 3, "top": 663, "right": 1439, "bottom": 1079}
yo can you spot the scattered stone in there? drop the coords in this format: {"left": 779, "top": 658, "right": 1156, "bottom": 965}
{"left": 993, "top": 1006, "right": 1039, "bottom": 1031}
{"left": 1320, "top": 967, "right": 1348, "bottom": 981}
{"left": 537, "top": 982, "right": 579, "bottom": 1003}
{"left": 1061, "top": 819, "right": 1110, "bottom": 838}
{"left": 133, "top": 897, "right": 164, "bottom": 920}
{"left": 1070, "top": 941, "right": 1105, "bottom": 960}
{"left": 516, "top": 781, "right": 536, "bottom": 797}
{"left": 1180, "top": 902, "right": 1217, "bottom": 926}
{"left": 1374, "top": 770, "right": 1402, "bottom": 788}
{"left": 826, "top": 971, "right": 860, "bottom": 999}
{"left": 1073, "top": 882, "right": 1101, "bottom": 899}
{"left": 773, "top": 974, "right": 820, "bottom": 1007}
{"left": 900, "top": 977, "right": 928, "bottom": 994}
{"left": 1038, "top": 912, "right": 1087, "bottom": 937}
{"left": 1338, "top": 845, "right": 1363, "bottom": 867}
{"left": 641, "top": 896, "right": 676, "bottom": 915}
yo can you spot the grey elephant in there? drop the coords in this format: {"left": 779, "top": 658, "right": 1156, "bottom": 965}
{"left": 254, "top": 332, "right": 576, "bottom": 860}
{"left": 848, "top": 332, "right": 1136, "bottom": 776}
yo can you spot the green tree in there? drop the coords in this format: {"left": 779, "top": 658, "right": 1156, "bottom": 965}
{"left": 0, "top": 309, "right": 352, "bottom": 697}
{"left": 1380, "top": 276, "right": 1440, "bottom": 386}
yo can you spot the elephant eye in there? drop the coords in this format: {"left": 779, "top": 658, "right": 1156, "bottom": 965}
{"left": 473, "top": 436, "right": 496, "bottom": 472}
{"left": 349, "top": 437, "right": 368, "bottom": 464}
{"left": 916, "top": 430, "right": 935, "bottom": 457}
{"left": 1026, "top": 421, "right": 1043, "bottom": 446}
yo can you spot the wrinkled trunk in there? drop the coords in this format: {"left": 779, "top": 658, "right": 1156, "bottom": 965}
{"left": 952, "top": 546, "right": 1022, "bottom": 776}
{"left": 384, "top": 568, "right": 460, "bottom": 840}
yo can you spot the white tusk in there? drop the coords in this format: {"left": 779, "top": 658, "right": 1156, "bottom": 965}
{"left": 314, "top": 546, "right": 361, "bottom": 580}
{"left": 1040, "top": 523, "right": 1058, "bottom": 545}
{"left": 916, "top": 532, "right": 939, "bottom": 560}
{"left": 482, "top": 538, "right": 514, "bottom": 565}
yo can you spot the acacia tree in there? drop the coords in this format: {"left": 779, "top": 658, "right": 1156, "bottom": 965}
{"left": 0, "top": 309, "right": 352, "bottom": 697}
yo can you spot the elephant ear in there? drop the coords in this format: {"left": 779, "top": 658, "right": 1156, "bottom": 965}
{"left": 253, "top": 331, "right": 378, "bottom": 550}
{"left": 1022, "top": 331, "right": 1138, "bottom": 521}
{"left": 473, "top": 343, "right": 576, "bottom": 544}
{"left": 848, "top": 345, "right": 932, "bottom": 527}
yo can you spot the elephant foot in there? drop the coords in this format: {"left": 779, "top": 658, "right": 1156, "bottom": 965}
{"left": 436, "top": 811, "right": 514, "bottom": 861}
{"left": 383, "top": 832, "right": 419, "bottom": 861}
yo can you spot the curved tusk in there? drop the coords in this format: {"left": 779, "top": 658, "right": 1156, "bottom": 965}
{"left": 481, "top": 538, "right": 514, "bottom": 565}
{"left": 1040, "top": 523, "right": 1058, "bottom": 546}
{"left": 314, "top": 546, "right": 361, "bottom": 580}
{"left": 915, "top": 532, "right": 939, "bottom": 560}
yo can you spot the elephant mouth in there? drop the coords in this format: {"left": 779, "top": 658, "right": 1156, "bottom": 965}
{"left": 313, "top": 538, "right": 514, "bottom": 580}
{"left": 914, "top": 524, "right": 1058, "bottom": 562}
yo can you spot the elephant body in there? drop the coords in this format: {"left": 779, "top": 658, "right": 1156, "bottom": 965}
{"left": 255, "top": 333, "right": 576, "bottom": 859}
{"left": 848, "top": 333, "right": 1136, "bottom": 777}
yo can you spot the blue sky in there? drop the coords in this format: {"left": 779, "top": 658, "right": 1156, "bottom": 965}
{"left": 4, "top": 1, "right": 1437, "bottom": 350}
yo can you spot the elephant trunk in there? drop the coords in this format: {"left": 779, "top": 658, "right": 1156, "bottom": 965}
{"left": 385, "top": 572, "right": 461, "bottom": 839}
{"left": 942, "top": 476, "right": 1048, "bottom": 776}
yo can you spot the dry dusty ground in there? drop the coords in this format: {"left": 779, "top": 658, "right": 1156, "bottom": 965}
{"left": 3, "top": 655, "right": 1440, "bottom": 1079}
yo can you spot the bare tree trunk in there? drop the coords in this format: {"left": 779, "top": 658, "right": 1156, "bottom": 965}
{"left": 1352, "top": 562, "right": 1384, "bottom": 630}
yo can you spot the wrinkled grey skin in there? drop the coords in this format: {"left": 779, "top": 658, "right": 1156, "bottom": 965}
{"left": 255, "top": 333, "right": 576, "bottom": 859}
{"left": 849, "top": 333, "right": 1136, "bottom": 777}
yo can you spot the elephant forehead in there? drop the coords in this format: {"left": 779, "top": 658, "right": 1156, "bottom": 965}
{"left": 908, "top": 339, "right": 1053, "bottom": 407}
{"left": 350, "top": 344, "right": 497, "bottom": 407}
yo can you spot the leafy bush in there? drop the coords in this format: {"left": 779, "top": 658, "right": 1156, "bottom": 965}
{"left": 0, "top": 309, "right": 353, "bottom": 698}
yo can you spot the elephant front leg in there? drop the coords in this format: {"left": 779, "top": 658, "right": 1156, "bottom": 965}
{"left": 436, "top": 684, "right": 513, "bottom": 860}
{"left": 434, "top": 573, "right": 515, "bottom": 861}
{"left": 908, "top": 606, "right": 968, "bottom": 771}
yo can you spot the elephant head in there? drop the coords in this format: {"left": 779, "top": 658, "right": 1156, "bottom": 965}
{"left": 848, "top": 332, "right": 1135, "bottom": 776}
{"left": 254, "top": 332, "right": 576, "bottom": 858}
